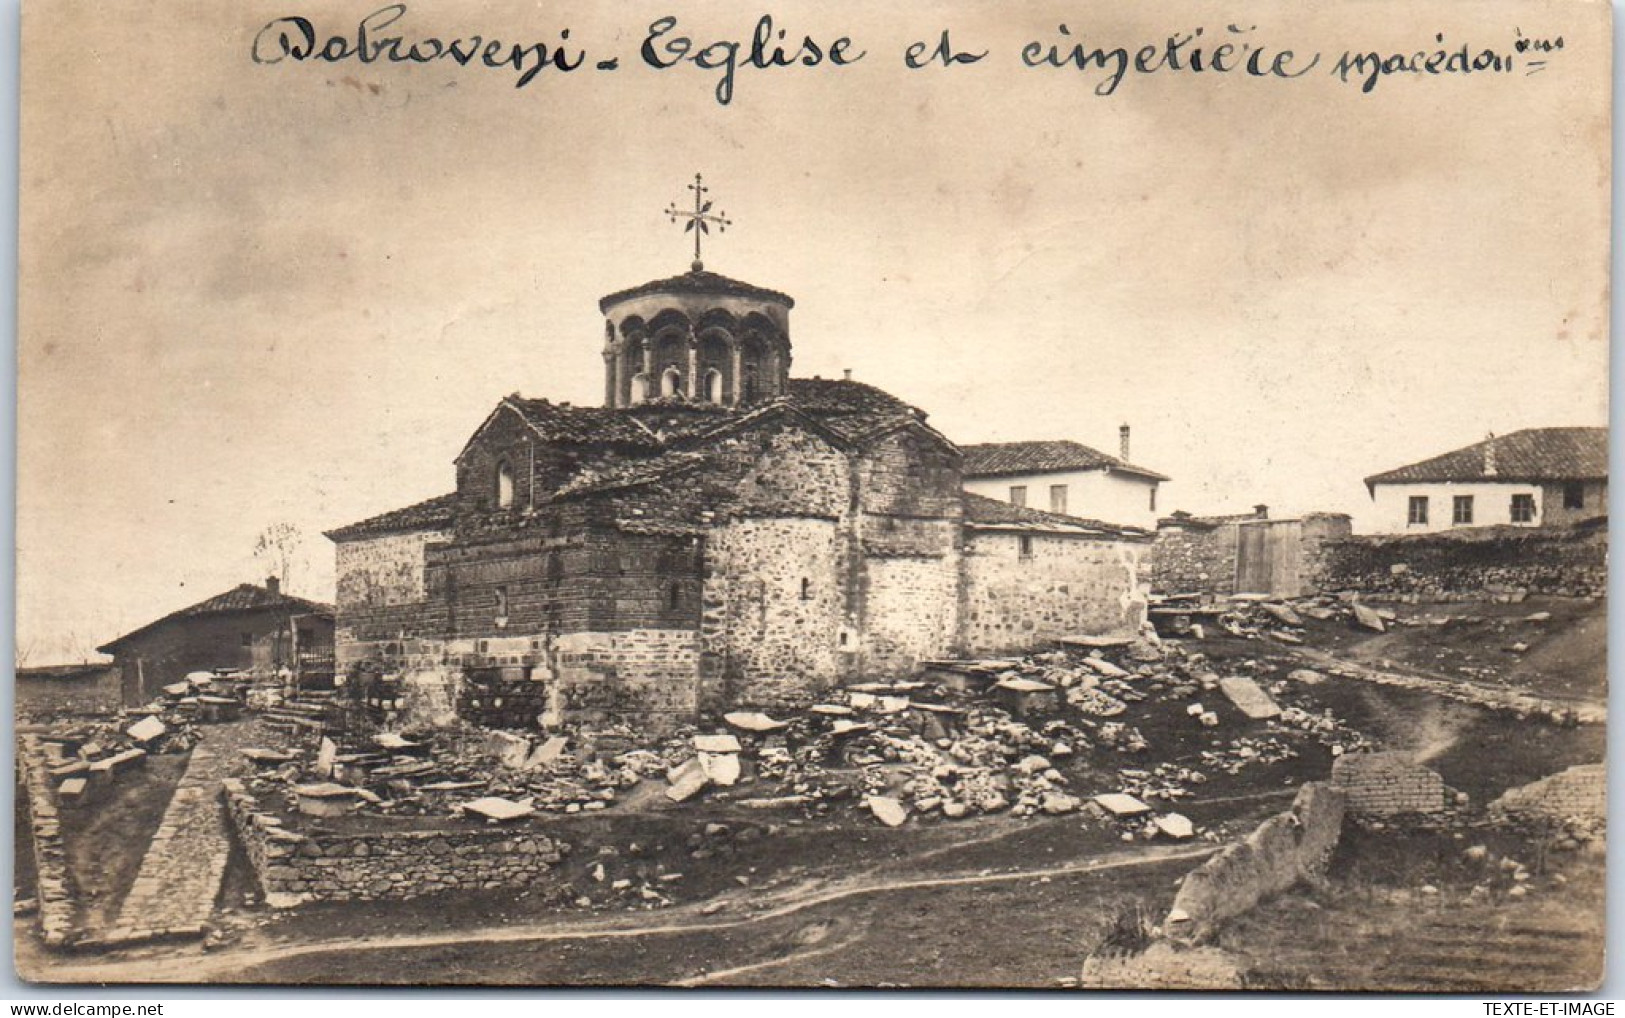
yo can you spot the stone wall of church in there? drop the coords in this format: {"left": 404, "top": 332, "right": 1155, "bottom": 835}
{"left": 710, "top": 421, "right": 850, "bottom": 517}
{"left": 857, "top": 428, "right": 963, "bottom": 519}
{"left": 335, "top": 528, "right": 453, "bottom": 608}
{"left": 701, "top": 517, "right": 844, "bottom": 708}
{"left": 959, "top": 532, "right": 1150, "bottom": 655}
{"left": 861, "top": 551, "right": 961, "bottom": 675}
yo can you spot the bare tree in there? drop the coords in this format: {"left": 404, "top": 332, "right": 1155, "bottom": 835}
{"left": 254, "top": 522, "right": 305, "bottom": 592}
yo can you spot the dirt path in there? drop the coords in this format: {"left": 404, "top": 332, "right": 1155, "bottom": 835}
{"left": 1289, "top": 647, "right": 1606, "bottom": 723}
{"left": 24, "top": 843, "right": 1218, "bottom": 985}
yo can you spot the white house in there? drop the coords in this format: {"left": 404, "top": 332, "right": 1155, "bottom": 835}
{"left": 1362, "top": 427, "right": 1607, "bottom": 534}
{"left": 961, "top": 427, "right": 1170, "bottom": 529}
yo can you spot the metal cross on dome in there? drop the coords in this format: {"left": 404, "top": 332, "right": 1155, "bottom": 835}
{"left": 666, "top": 173, "right": 731, "bottom": 272}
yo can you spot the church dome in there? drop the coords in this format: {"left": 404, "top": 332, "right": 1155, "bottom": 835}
{"left": 601, "top": 267, "right": 794, "bottom": 410}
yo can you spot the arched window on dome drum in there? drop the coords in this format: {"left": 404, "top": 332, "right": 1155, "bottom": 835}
{"left": 495, "top": 460, "right": 515, "bottom": 509}
{"left": 661, "top": 366, "right": 682, "bottom": 397}
{"left": 741, "top": 363, "right": 759, "bottom": 403}
{"left": 704, "top": 368, "right": 724, "bottom": 403}
{"left": 630, "top": 373, "right": 649, "bottom": 404}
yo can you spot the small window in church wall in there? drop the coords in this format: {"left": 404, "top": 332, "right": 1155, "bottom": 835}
{"left": 704, "top": 369, "right": 724, "bottom": 403}
{"left": 669, "top": 582, "right": 682, "bottom": 610}
{"left": 661, "top": 366, "right": 682, "bottom": 397}
{"left": 496, "top": 461, "right": 515, "bottom": 509}
{"left": 1018, "top": 535, "right": 1034, "bottom": 559}
{"left": 800, "top": 578, "right": 812, "bottom": 601}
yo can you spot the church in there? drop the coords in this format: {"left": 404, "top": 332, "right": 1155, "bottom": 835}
{"left": 326, "top": 179, "right": 1154, "bottom": 728}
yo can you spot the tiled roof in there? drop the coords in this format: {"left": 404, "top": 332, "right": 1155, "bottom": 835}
{"left": 506, "top": 398, "right": 661, "bottom": 447}
{"left": 1365, "top": 427, "right": 1608, "bottom": 488}
{"left": 325, "top": 492, "right": 460, "bottom": 542}
{"left": 98, "top": 583, "right": 333, "bottom": 654}
{"left": 783, "top": 378, "right": 918, "bottom": 417}
{"left": 960, "top": 440, "right": 1170, "bottom": 482}
{"left": 554, "top": 450, "right": 712, "bottom": 499}
{"left": 961, "top": 492, "right": 1151, "bottom": 538}
{"left": 599, "top": 269, "right": 795, "bottom": 312}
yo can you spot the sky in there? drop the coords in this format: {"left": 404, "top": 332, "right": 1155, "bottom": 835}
{"left": 16, "top": 0, "right": 1610, "bottom": 664}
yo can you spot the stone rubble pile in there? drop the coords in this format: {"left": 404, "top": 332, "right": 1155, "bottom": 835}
{"left": 223, "top": 630, "right": 1381, "bottom": 847}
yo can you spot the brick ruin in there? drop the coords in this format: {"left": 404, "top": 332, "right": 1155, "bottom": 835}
{"left": 328, "top": 266, "right": 1152, "bottom": 729}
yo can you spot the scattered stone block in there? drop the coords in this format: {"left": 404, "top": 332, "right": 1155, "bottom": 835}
{"left": 698, "top": 752, "right": 741, "bottom": 787}
{"left": 58, "top": 778, "right": 88, "bottom": 801}
{"left": 1351, "top": 603, "right": 1386, "bottom": 632}
{"left": 724, "top": 712, "right": 788, "bottom": 732}
{"left": 1094, "top": 793, "right": 1152, "bottom": 816}
{"left": 526, "top": 736, "right": 570, "bottom": 769}
{"left": 866, "top": 796, "right": 908, "bottom": 827}
{"left": 1217, "top": 676, "right": 1281, "bottom": 719}
{"left": 1260, "top": 603, "right": 1303, "bottom": 627}
{"left": 126, "top": 716, "right": 166, "bottom": 744}
{"left": 315, "top": 737, "right": 338, "bottom": 776}
{"left": 693, "top": 734, "right": 742, "bottom": 755}
{"left": 460, "top": 797, "right": 535, "bottom": 822}
{"left": 1155, "top": 813, "right": 1195, "bottom": 839}
{"left": 294, "top": 783, "right": 360, "bottom": 818}
{"left": 665, "top": 759, "right": 709, "bottom": 802}
{"left": 487, "top": 731, "right": 532, "bottom": 769}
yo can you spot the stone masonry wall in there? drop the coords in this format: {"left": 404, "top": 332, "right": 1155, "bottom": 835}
{"left": 335, "top": 528, "right": 453, "bottom": 609}
{"left": 1330, "top": 752, "right": 1447, "bottom": 815}
{"left": 862, "top": 552, "right": 960, "bottom": 676}
{"left": 222, "top": 779, "right": 567, "bottom": 902}
{"left": 702, "top": 517, "right": 843, "bottom": 707}
{"left": 1165, "top": 781, "right": 1346, "bottom": 943}
{"left": 1490, "top": 763, "right": 1606, "bottom": 820}
{"left": 18, "top": 737, "right": 75, "bottom": 947}
{"left": 1151, "top": 523, "right": 1239, "bottom": 596}
{"left": 959, "top": 533, "right": 1149, "bottom": 655}
{"left": 552, "top": 628, "right": 702, "bottom": 725}
{"left": 1316, "top": 525, "right": 1606, "bottom": 600}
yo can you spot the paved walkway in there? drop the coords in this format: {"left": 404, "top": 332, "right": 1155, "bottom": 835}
{"left": 105, "top": 744, "right": 235, "bottom": 944}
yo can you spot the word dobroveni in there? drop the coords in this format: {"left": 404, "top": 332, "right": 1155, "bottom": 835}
{"left": 251, "top": 4, "right": 586, "bottom": 87}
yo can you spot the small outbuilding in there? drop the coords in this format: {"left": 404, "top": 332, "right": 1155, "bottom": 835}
{"left": 96, "top": 577, "right": 334, "bottom": 705}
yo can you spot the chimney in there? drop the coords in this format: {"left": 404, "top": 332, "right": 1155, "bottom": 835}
{"left": 843, "top": 368, "right": 853, "bottom": 381}
{"left": 1254, "top": 504, "right": 1270, "bottom": 519}
{"left": 266, "top": 576, "right": 280, "bottom": 596}
{"left": 1119, "top": 424, "right": 1131, "bottom": 461}
{"left": 1484, "top": 432, "right": 1498, "bottom": 477}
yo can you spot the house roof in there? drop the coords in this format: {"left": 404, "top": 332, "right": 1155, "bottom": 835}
{"left": 599, "top": 269, "right": 795, "bottom": 313}
{"left": 325, "top": 492, "right": 460, "bottom": 542}
{"left": 1364, "top": 427, "right": 1608, "bottom": 490}
{"left": 98, "top": 583, "right": 334, "bottom": 655}
{"left": 961, "top": 492, "right": 1151, "bottom": 539}
{"left": 960, "top": 440, "right": 1170, "bottom": 482}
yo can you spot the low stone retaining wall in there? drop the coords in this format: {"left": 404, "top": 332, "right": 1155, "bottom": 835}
{"left": 1315, "top": 525, "right": 1606, "bottom": 601}
{"left": 1331, "top": 752, "right": 1447, "bottom": 815}
{"left": 1490, "top": 763, "right": 1606, "bottom": 820}
{"left": 222, "top": 779, "right": 569, "bottom": 903}
{"left": 1164, "top": 782, "right": 1345, "bottom": 943}
{"left": 18, "top": 736, "right": 76, "bottom": 947}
